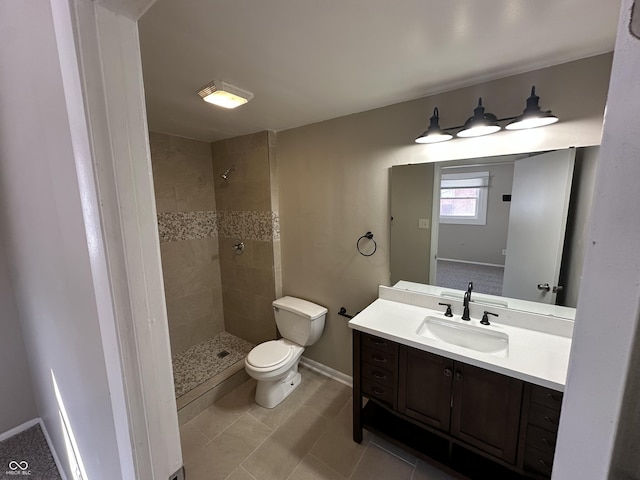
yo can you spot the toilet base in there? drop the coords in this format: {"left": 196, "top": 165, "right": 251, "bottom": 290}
{"left": 254, "top": 368, "right": 302, "bottom": 409}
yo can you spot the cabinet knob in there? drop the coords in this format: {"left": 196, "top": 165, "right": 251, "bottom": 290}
{"left": 371, "top": 386, "right": 384, "bottom": 395}
{"left": 538, "top": 459, "right": 548, "bottom": 468}
{"left": 455, "top": 371, "right": 463, "bottom": 381}
{"left": 371, "top": 354, "right": 387, "bottom": 363}
{"left": 372, "top": 371, "right": 387, "bottom": 380}
{"left": 543, "top": 415, "right": 554, "bottom": 424}
{"left": 370, "top": 338, "right": 386, "bottom": 346}
{"left": 547, "top": 393, "right": 562, "bottom": 402}
{"left": 443, "top": 368, "right": 452, "bottom": 377}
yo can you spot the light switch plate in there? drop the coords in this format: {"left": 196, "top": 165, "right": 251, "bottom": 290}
{"left": 418, "top": 219, "right": 430, "bottom": 229}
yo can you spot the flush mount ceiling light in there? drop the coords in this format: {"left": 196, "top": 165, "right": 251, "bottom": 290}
{"left": 415, "top": 108, "right": 454, "bottom": 143}
{"left": 415, "top": 86, "right": 558, "bottom": 144}
{"left": 197, "top": 80, "right": 254, "bottom": 109}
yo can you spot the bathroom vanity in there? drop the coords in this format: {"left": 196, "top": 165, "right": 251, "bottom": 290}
{"left": 349, "top": 286, "right": 572, "bottom": 479}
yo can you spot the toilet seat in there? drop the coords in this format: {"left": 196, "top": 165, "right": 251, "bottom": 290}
{"left": 246, "top": 340, "right": 293, "bottom": 369}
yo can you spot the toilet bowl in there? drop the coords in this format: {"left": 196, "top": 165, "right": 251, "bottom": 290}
{"left": 244, "top": 296, "right": 327, "bottom": 408}
{"left": 245, "top": 339, "right": 304, "bottom": 408}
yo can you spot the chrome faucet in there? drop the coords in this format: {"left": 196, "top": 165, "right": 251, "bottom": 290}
{"left": 461, "top": 282, "right": 473, "bottom": 321}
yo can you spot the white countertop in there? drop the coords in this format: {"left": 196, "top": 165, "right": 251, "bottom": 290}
{"left": 348, "top": 290, "right": 572, "bottom": 392}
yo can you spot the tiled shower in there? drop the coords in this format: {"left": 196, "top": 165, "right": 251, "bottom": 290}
{"left": 149, "top": 130, "right": 281, "bottom": 421}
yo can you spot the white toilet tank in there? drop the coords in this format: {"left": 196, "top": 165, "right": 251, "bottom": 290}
{"left": 272, "top": 296, "right": 327, "bottom": 346}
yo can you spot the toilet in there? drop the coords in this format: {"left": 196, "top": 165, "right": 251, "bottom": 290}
{"left": 244, "top": 296, "right": 327, "bottom": 408}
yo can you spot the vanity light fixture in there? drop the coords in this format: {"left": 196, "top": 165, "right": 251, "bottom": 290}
{"left": 457, "top": 98, "right": 501, "bottom": 138}
{"left": 505, "top": 86, "right": 559, "bottom": 130}
{"left": 415, "top": 108, "right": 454, "bottom": 143}
{"left": 197, "top": 80, "right": 254, "bottom": 109}
{"left": 415, "top": 86, "right": 558, "bottom": 144}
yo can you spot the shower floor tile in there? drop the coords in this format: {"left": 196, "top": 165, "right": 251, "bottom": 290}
{"left": 173, "top": 332, "right": 255, "bottom": 399}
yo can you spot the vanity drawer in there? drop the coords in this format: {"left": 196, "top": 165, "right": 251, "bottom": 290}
{"left": 526, "top": 424, "right": 557, "bottom": 454}
{"left": 528, "top": 403, "right": 561, "bottom": 433}
{"left": 530, "top": 385, "right": 563, "bottom": 411}
{"left": 362, "top": 362, "right": 396, "bottom": 388}
{"left": 524, "top": 447, "right": 554, "bottom": 477}
{"left": 361, "top": 333, "right": 398, "bottom": 355}
{"left": 362, "top": 378, "right": 395, "bottom": 406}
{"left": 362, "top": 346, "right": 397, "bottom": 370}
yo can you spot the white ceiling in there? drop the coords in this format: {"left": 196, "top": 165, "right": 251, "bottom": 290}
{"left": 139, "top": 0, "right": 620, "bottom": 142}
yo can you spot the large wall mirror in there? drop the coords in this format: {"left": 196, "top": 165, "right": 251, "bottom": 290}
{"left": 390, "top": 146, "right": 599, "bottom": 318}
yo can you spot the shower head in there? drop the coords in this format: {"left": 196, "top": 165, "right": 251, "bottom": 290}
{"left": 220, "top": 165, "right": 236, "bottom": 180}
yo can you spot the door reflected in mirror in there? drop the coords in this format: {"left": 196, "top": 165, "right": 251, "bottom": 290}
{"left": 390, "top": 146, "right": 599, "bottom": 316}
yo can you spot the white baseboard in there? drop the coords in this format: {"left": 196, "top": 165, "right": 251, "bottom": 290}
{"left": 0, "top": 418, "right": 40, "bottom": 442}
{"left": 437, "top": 257, "right": 505, "bottom": 268}
{"left": 0, "top": 418, "right": 68, "bottom": 480}
{"left": 38, "top": 418, "right": 69, "bottom": 480}
{"left": 300, "top": 357, "right": 353, "bottom": 388}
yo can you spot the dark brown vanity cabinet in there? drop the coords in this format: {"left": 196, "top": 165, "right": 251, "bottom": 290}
{"left": 353, "top": 330, "right": 562, "bottom": 479}
{"left": 398, "top": 346, "right": 523, "bottom": 464}
{"left": 398, "top": 347, "right": 453, "bottom": 431}
{"left": 517, "top": 383, "right": 564, "bottom": 478}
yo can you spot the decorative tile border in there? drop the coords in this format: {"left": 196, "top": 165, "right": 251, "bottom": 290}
{"left": 157, "top": 211, "right": 217, "bottom": 243}
{"left": 217, "top": 211, "right": 280, "bottom": 241}
{"left": 157, "top": 210, "right": 279, "bottom": 243}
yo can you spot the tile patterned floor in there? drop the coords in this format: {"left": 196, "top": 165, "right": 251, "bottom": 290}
{"left": 173, "top": 332, "right": 255, "bottom": 398}
{"left": 180, "top": 365, "right": 457, "bottom": 480}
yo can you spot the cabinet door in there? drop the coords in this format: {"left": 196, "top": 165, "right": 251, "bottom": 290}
{"left": 451, "top": 363, "right": 523, "bottom": 463}
{"left": 398, "top": 346, "right": 453, "bottom": 430}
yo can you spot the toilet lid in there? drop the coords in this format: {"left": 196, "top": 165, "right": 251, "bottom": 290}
{"left": 247, "top": 341, "right": 293, "bottom": 368}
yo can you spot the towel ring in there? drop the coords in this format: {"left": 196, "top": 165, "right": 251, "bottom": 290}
{"left": 357, "top": 232, "right": 377, "bottom": 257}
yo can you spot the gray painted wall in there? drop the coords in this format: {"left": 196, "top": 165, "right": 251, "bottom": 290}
{"left": 437, "top": 163, "right": 514, "bottom": 265}
{"left": 390, "top": 163, "right": 435, "bottom": 285}
{"left": 0, "top": 1, "right": 128, "bottom": 477}
{"left": 0, "top": 236, "right": 36, "bottom": 433}
{"left": 278, "top": 54, "right": 611, "bottom": 375}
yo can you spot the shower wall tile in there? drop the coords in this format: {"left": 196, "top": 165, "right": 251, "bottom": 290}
{"left": 169, "top": 134, "right": 213, "bottom": 157}
{"left": 217, "top": 211, "right": 279, "bottom": 241}
{"left": 155, "top": 183, "right": 178, "bottom": 212}
{"left": 160, "top": 238, "right": 219, "bottom": 272}
{"left": 176, "top": 181, "right": 216, "bottom": 211}
{"left": 253, "top": 240, "right": 276, "bottom": 270}
{"left": 150, "top": 132, "right": 224, "bottom": 355}
{"left": 224, "top": 310, "right": 277, "bottom": 346}
{"left": 268, "top": 131, "right": 279, "bottom": 214}
{"left": 149, "top": 131, "right": 170, "bottom": 155}
{"left": 157, "top": 211, "right": 217, "bottom": 243}
{"left": 151, "top": 132, "right": 216, "bottom": 214}
{"left": 213, "top": 131, "right": 273, "bottom": 212}
{"left": 162, "top": 262, "right": 222, "bottom": 299}
{"left": 235, "top": 265, "right": 275, "bottom": 297}
{"left": 213, "top": 131, "right": 280, "bottom": 345}
{"left": 168, "top": 322, "right": 191, "bottom": 358}
{"left": 165, "top": 289, "right": 215, "bottom": 326}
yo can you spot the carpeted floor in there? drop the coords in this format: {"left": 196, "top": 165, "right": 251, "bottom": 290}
{"left": 436, "top": 259, "right": 505, "bottom": 296}
{"left": 172, "top": 331, "right": 254, "bottom": 399}
{"left": 0, "top": 424, "right": 61, "bottom": 480}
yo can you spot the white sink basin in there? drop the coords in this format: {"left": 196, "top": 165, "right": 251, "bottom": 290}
{"left": 416, "top": 316, "right": 509, "bottom": 357}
